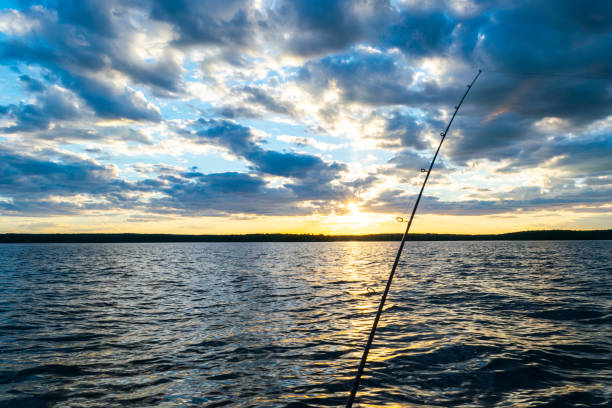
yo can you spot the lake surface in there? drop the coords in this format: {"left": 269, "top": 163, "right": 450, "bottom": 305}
{"left": 0, "top": 241, "right": 610, "bottom": 407}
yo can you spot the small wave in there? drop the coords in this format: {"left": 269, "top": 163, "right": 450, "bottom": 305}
{"left": 527, "top": 307, "right": 607, "bottom": 322}
{"left": 0, "top": 364, "right": 91, "bottom": 384}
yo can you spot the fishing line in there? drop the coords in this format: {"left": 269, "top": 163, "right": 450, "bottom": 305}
{"left": 482, "top": 68, "right": 612, "bottom": 80}
{"left": 345, "top": 69, "right": 482, "bottom": 407}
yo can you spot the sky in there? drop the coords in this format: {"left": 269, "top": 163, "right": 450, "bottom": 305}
{"left": 0, "top": 0, "right": 611, "bottom": 234}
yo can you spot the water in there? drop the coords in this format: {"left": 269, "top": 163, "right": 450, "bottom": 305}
{"left": 0, "top": 241, "right": 610, "bottom": 407}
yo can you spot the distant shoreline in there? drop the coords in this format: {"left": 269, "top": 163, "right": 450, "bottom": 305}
{"left": 0, "top": 230, "right": 611, "bottom": 243}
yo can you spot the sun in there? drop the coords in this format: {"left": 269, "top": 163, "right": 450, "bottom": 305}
{"left": 317, "top": 202, "right": 395, "bottom": 234}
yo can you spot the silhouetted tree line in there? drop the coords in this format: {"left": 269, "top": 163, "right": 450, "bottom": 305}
{"left": 0, "top": 230, "right": 611, "bottom": 243}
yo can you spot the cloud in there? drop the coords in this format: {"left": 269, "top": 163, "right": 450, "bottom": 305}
{"left": 53, "top": 0, "right": 117, "bottom": 37}
{"left": 499, "top": 134, "right": 612, "bottom": 175}
{"left": 18, "top": 74, "right": 45, "bottom": 92}
{"left": 31, "top": 124, "right": 154, "bottom": 144}
{"left": 0, "top": 146, "right": 123, "bottom": 197}
{"left": 387, "top": 150, "right": 434, "bottom": 172}
{"left": 65, "top": 74, "right": 162, "bottom": 121}
{"left": 213, "top": 85, "right": 297, "bottom": 119}
{"left": 189, "top": 118, "right": 255, "bottom": 154}
{"left": 213, "top": 105, "right": 262, "bottom": 119}
{"left": 0, "top": 198, "right": 96, "bottom": 216}
{"left": 149, "top": 0, "right": 255, "bottom": 47}
{"left": 151, "top": 171, "right": 309, "bottom": 216}
{"left": 187, "top": 118, "right": 347, "bottom": 179}
{"left": 474, "top": 1, "right": 612, "bottom": 74}
{"left": 298, "top": 49, "right": 419, "bottom": 106}
{"left": 269, "top": 0, "right": 391, "bottom": 57}
{"left": 446, "top": 112, "right": 537, "bottom": 164}
{"left": 383, "top": 10, "right": 456, "bottom": 56}
{"left": 241, "top": 86, "right": 296, "bottom": 116}
{"left": 376, "top": 110, "right": 443, "bottom": 150}
{"left": 1, "top": 85, "right": 83, "bottom": 132}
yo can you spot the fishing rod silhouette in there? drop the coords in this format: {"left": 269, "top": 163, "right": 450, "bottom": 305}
{"left": 346, "top": 69, "right": 482, "bottom": 407}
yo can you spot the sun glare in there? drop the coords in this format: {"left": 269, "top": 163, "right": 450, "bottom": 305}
{"left": 319, "top": 202, "right": 394, "bottom": 233}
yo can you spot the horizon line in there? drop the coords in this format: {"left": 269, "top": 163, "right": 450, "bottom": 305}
{"left": 1, "top": 229, "right": 611, "bottom": 243}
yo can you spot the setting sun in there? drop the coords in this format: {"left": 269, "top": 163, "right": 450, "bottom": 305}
{"left": 317, "top": 202, "right": 400, "bottom": 233}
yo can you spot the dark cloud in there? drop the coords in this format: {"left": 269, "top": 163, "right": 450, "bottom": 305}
{"left": 465, "top": 74, "right": 612, "bottom": 127}
{"left": 297, "top": 49, "right": 476, "bottom": 110}
{"left": 1, "top": 86, "right": 80, "bottom": 132}
{"left": 1, "top": 49, "right": 164, "bottom": 123}
{"left": 52, "top": 0, "right": 117, "bottom": 37}
{"left": 148, "top": 168, "right": 351, "bottom": 216}
{"left": 187, "top": 118, "right": 347, "bottom": 180}
{"left": 151, "top": 172, "right": 309, "bottom": 216}
{"left": 212, "top": 85, "right": 296, "bottom": 119}
{"left": 377, "top": 110, "right": 443, "bottom": 150}
{"left": 476, "top": 1, "right": 612, "bottom": 74}
{"left": 214, "top": 105, "right": 262, "bottom": 119}
{"left": 582, "top": 175, "right": 612, "bottom": 186}
{"left": 245, "top": 149, "right": 342, "bottom": 179}
{"left": 151, "top": 165, "right": 355, "bottom": 215}
{"left": 0, "top": 145, "right": 125, "bottom": 199}
{"left": 383, "top": 11, "right": 455, "bottom": 56}
{"left": 57, "top": 72, "right": 161, "bottom": 122}
{"left": 242, "top": 86, "right": 295, "bottom": 116}
{"left": 0, "top": 198, "right": 102, "bottom": 216}
{"left": 18, "top": 74, "right": 45, "bottom": 92}
{"left": 31, "top": 125, "right": 154, "bottom": 144}
{"left": 112, "top": 52, "right": 185, "bottom": 98}
{"left": 446, "top": 112, "right": 536, "bottom": 164}
{"left": 269, "top": 0, "right": 390, "bottom": 56}
{"left": 298, "top": 49, "right": 417, "bottom": 105}
{"left": 387, "top": 150, "right": 434, "bottom": 172}
{"left": 190, "top": 118, "right": 255, "bottom": 154}
{"left": 149, "top": 0, "right": 254, "bottom": 47}
{"left": 287, "top": 1, "right": 612, "bottom": 177}
{"left": 498, "top": 134, "right": 612, "bottom": 176}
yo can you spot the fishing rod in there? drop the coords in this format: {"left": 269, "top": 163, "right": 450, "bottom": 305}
{"left": 345, "top": 69, "right": 482, "bottom": 407}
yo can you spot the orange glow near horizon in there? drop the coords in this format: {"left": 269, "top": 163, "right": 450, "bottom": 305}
{"left": 1, "top": 205, "right": 611, "bottom": 235}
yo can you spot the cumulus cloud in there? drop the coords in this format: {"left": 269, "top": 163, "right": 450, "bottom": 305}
{"left": 269, "top": 0, "right": 391, "bottom": 56}
{"left": 186, "top": 118, "right": 347, "bottom": 180}
{"left": 298, "top": 49, "right": 419, "bottom": 106}
{"left": 149, "top": 0, "right": 255, "bottom": 47}
{"left": 1, "top": 85, "right": 81, "bottom": 132}
{"left": 0, "top": 145, "right": 128, "bottom": 216}
{"left": 151, "top": 172, "right": 309, "bottom": 216}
